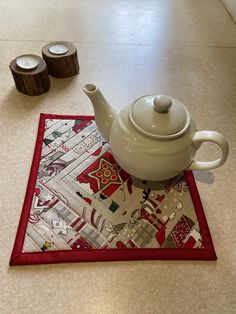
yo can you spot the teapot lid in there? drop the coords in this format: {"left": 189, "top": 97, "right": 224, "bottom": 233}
{"left": 128, "top": 95, "right": 190, "bottom": 139}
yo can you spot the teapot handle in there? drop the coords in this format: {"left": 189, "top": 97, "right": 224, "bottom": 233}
{"left": 187, "top": 131, "right": 229, "bottom": 170}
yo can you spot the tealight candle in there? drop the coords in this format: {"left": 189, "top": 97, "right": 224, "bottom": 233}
{"left": 48, "top": 43, "right": 69, "bottom": 55}
{"left": 16, "top": 54, "right": 39, "bottom": 70}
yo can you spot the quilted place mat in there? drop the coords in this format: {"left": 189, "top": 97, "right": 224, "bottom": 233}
{"left": 10, "top": 114, "right": 216, "bottom": 266}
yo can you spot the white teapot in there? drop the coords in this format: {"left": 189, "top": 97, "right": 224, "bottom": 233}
{"left": 83, "top": 84, "right": 229, "bottom": 181}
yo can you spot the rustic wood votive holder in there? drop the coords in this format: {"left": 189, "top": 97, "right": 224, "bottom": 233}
{"left": 9, "top": 54, "right": 50, "bottom": 96}
{"left": 41, "top": 41, "right": 79, "bottom": 78}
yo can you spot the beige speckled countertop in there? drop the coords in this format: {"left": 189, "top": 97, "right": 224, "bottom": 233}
{"left": 0, "top": 0, "right": 236, "bottom": 313}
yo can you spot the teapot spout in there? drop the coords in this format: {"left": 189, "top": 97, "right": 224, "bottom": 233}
{"left": 83, "top": 84, "right": 118, "bottom": 142}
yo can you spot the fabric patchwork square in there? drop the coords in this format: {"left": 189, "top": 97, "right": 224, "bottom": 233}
{"left": 10, "top": 114, "right": 217, "bottom": 266}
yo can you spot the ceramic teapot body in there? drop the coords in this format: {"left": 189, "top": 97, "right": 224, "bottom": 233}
{"left": 83, "top": 84, "right": 229, "bottom": 181}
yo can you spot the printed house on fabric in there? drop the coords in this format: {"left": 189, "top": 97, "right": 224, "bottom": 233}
{"left": 10, "top": 114, "right": 216, "bottom": 265}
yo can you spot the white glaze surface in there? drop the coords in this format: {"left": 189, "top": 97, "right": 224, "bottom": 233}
{"left": 85, "top": 89, "right": 228, "bottom": 180}
{"left": 109, "top": 107, "right": 196, "bottom": 180}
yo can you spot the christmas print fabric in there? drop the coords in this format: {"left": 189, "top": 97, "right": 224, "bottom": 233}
{"left": 10, "top": 114, "right": 216, "bottom": 265}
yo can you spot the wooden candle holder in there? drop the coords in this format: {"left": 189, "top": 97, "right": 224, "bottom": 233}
{"left": 9, "top": 54, "right": 50, "bottom": 96}
{"left": 41, "top": 41, "right": 79, "bottom": 78}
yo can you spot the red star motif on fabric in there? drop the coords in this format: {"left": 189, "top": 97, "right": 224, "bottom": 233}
{"left": 88, "top": 157, "right": 123, "bottom": 191}
{"left": 76, "top": 150, "right": 130, "bottom": 197}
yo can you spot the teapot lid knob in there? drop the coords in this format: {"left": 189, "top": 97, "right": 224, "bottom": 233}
{"left": 153, "top": 95, "right": 172, "bottom": 113}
